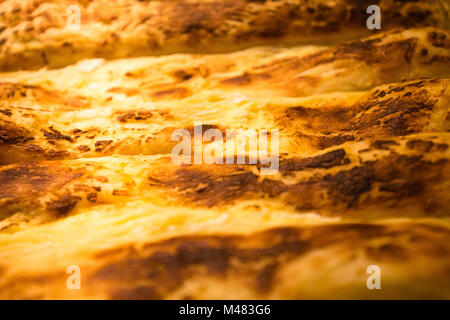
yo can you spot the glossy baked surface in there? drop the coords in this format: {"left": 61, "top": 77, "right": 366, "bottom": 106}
{"left": 0, "top": 1, "right": 449, "bottom": 299}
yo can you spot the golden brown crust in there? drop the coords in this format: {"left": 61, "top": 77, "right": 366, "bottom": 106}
{"left": 0, "top": 5, "right": 449, "bottom": 300}
{"left": 3, "top": 28, "right": 447, "bottom": 103}
{"left": 1, "top": 131, "right": 449, "bottom": 231}
{"left": 0, "top": 77, "right": 448, "bottom": 163}
{"left": 0, "top": 0, "right": 448, "bottom": 70}
{"left": 90, "top": 223, "right": 450, "bottom": 299}
{"left": 2, "top": 222, "right": 450, "bottom": 299}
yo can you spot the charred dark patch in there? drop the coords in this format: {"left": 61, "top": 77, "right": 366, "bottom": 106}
{"left": 94, "top": 140, "right": 113, "bottom": 152}
{"left": 379, "top": 180, "right": 423, "bottom": 197}
{"left": 116, "top": 110, "right": 153, "bottom": 123}
{"left": 406, "top": 139, "right": 448, "bottom": 153}
{"left": 45, "top": 194, "right": 81, "bottom": 216}
{"left": 279, "top": 149, "right": 349, "bottom": 173}
{"left": 320, "top": 165, "right": 373, "bottom": 207}
{"left": 316, "top": 134, "right": 355, "bottom": 149}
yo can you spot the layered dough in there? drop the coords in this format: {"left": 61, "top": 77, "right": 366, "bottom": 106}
{"left": 0, "top": 24, "right": 449, "bottom": 299}
{"left": 0, "top": 0, "right": 448, "bottom": 70}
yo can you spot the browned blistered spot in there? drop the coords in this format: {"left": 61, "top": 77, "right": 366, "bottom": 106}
{"left": 45, "top": 194, "right": 81, "bottom": 216}
{"left": 371, "top": 139, "right": 400, "bottom": 150}
{"left": 43, "top": 127, "right": 73, "bottom": 143}
{"left": 112, "top": 189, "right": 130, "bottom": 196}
{"left": 172, "top": 69, "right": 194, "bottom": 82}
{"left": 428, "top": 31, "right": 450, "bottom": 49}
{"left": 0, "top": 120, "right": 33, "bottom": 144}
{"left": 22, "top": 143, "right": 44, "bottom": 154}
{"left": 0, "top": 82, "right": 89, "bottom": 108}
{"left": 424, "top": 55, "right": 450, "bottom": 65}
{"left": 43, "top": 149, "right": 71, "bottom": 159}
{"left": 0, "top": 109, "right": 12, "bottom": 116}
{"left": 149, "top": 165, "right": 259, "bottom": 207}
{"left": 8, "top": 146, "right": 66, "bottom": 161}
{"left": 407, "top": 139, "right": 448, "bottom": 153}
{"left": 350, "top": 87, "right": 437, "bottom": 137}
{"left": 94, "top": 140, "right": 113, "bottom": 152}
{"left": 116, "top": 110, "right": 153, "bottom": 123}
{"left": 151, "top": 87, "right": 191, "bottom": 99}
{"left": 0, "top": 83, "right": 50, "bottom": 100}
{"left": 77, "top": 145, "right": 91, "bottom": 152}
{"left": 283, "top": 105, "right": 355, "bottom": 133}
{"left": 86, "top": 193, "right": 97, "bottom": 203}
{"left": 279, "top": 80, "right": 443, "bottom": 149}
{"left": 332, "top": 38, "right": 417, "bottom": 65}
{"left": 91, "top": 223, "right": 450, "bottom": 299}
{"left": 172, "top": 66, "right": 211, "bottom": 81}
{"left": 0, "top": 163, "right": 84, "bottom": 202}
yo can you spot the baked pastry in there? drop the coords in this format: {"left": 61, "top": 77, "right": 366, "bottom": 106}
{"left": 0, "top": 1, "right": 449, "bottom": 299}
{"left": 0, "top": 0, "right": 448, "bottom": 70}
